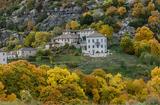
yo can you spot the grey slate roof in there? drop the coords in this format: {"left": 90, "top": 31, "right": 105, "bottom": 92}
{"left": 54, "top": 33, "right": 79, "bottom": 39}
{"left": 87, "top": 32, "right": 105, "bottom": 38}
{"left": 19, "top": 47, "right": 36, "bottom": 51}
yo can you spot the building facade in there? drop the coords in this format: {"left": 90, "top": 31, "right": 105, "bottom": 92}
{"left": 0, "top": 50, "right": 7, "bottom": 64}
{"left": 80, "top": 29, "right": 108, "bottom": 57}
{"left": 7, "top": 51, "right": 17, "bottom": 59}
{"left": 53, "top": 30, "right": 80, "bottom": 48}
{"left": 17, "top": 48, "right": 37, "bottom": 58}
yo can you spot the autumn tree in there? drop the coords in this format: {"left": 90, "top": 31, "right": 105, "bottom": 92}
{"left": 147, "top": 2, "right": 155, "bottom": 12}
{"left": 66, "top": 20, "right": 80, "bottom": 30}
{"left": 106, "top": 6, "right": 117, "bottom": 16}
{"left": 135, "top": 26, "right": 154, "bottom": 41}
{"left": 149, "top": 39, "right": 160, "bottom": 57}
{"left": 156, "top": 0, "right": 160, "bottom": 5}
{"left": 120, "top": 36, "right": 134, "bottom": 54}
{"left": 132, "top": 2, "right": 145, "bottom": 17}
{"left": 33, "top": 32, "right": 51, "bottom": 47}
{"left": 24, "top": 32, "right": 35, "bottom": 47}
{"left": 117, "top": 6, "right": 127, "bottom": 16}
{"left": 148, "top": 67, "right": 160, "bottom": 94}
{"left": 0, "top": 60, "right": 41, "bottom": 98}
{"left": 118, "top": 0, "right": 126, "bottom": 5}
{"left": 99, "top": 25, "right": 113, "bottom": 37}
{"left": 27, "top": 19, "right": 35, "bottom": 31}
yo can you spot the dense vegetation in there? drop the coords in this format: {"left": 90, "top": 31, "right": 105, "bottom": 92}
{"left": 0, "top": 60, "right": 160, "bottom": 105}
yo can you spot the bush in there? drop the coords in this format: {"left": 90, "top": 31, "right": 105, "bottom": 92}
{"left": 129, "top": 18, "right": 147, "bottom": 28}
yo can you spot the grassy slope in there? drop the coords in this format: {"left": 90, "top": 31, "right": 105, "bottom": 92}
{"left": 28, "top": 46, "right": 156, "bottom": 79}
{"left": 52, "top": 47, "right": 156, "bottom": 79}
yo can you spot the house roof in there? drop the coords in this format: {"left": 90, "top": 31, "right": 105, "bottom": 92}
{"left": 19, "top": 48, "right": 36, "bottom": 51}
{"left": 0, "top": 49, "right": 5, "bottom": 52}
{"left": 86, "top": 32, "right": 105, "bottom": 38}
{"left": 79, "top": 28, "right": 95, "bottom": 32}
{"left": 54, "top": 33, "right": 79, "bottom": 39}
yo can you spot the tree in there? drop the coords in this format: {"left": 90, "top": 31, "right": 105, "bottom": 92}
{"left": 149, "top": 39, "right": 160, "bottom": 57}
{"left": 135, "top": 26, "right": 154, "bottom": 41}
{"left": 134, "top": 40, "right": 150, "bottom": 56}
{"left": 120, "top": 36, "right": 134, "bottom": 54}
{"left": 147, "top": 2, "right": 155, "bottom": 12}
{"left": 24, "top": 32, "right": 35, "bottom": 47}
{"left": 34, "top": 32, "right": 51, "bottom": 47}
{"left": 47, "top": 67, "right": 80, "bottom": 87}
{"left": 148, "top": 67, "right": 160, "bottom": 94}
{"left": 132, "top": 2, "right": 145, "bottom": 17}
{"left": 117, "top": 6, "right": 127, "bottom": 16}
{"left": 126, "top": 79, "right": 148, "bottom": 101}
{"left": 156, "top": 0, "right": 160, "bottom": 5}
{"left": 103, "top": 0, "right": 113, "bottom": 5}
{"left": 80, "top": 14, "right": 94, "bottom": 25}
{"left": 66, "top": 20, "right": 80, "bottom": 30}
{"left": 99, "top": 25, "right": 113, "bottom": 37}
{"left": 27, "top": 19, "right": 35, "bottom": 31}
{"left": 106, "top": 6, "right": 117, "bottom": 16}
{"left": 52, "top": 26, "right": 62, "bottom": 37}
{"left": 0, "top": 60, "right": 41, "bottom": 98}
{"left": 118, "top": 0, "right": 126, "bottom": 5}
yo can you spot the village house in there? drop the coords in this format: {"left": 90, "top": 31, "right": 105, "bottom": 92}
{"left": 0, "top": 50, "right": 7, "bottom": 64}
{"left": 79, "top": 29, "right": 108, "bottom": 57}
{"left": 17, "top": 47, "right": 37, "bottom": 58}
{"left": 7, "top": 51, "right": 17, "bottom": 59}
{"left": 52, "top": 30, "right": 80, "bottom": 48}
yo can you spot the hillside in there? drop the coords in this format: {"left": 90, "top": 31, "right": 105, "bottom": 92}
{"left": 0, "top": 0, "right": 160, "bottom": 105}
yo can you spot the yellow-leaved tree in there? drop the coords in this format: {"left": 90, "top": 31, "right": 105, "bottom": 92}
{"left": 149, "top": 39, "right": 160, "bottom": 57}
{"left": 148, "top": 67, "right": 160, "bottom": 94}
{"left": 132, "top": 2, "right": 145, "bottom": 17}
{"left": 135, "top": 26, "right": 154, "bottom": 41}
{"left": 66, "top": 20, "right": 80, "bottom": 30}
{"left": 117, "top": 7, "right": 127, "bottom": 16}
{"left": 147, "top": 2, "right": 155, "bottom": 12}
{"left": 99, "top": 25, "right": 113, "bottom": 38}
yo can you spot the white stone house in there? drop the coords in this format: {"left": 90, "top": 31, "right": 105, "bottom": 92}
{"left": 7, "top": 51, "right": 17, "bottom": 59}
{"left": 0, "top": 50, "right": 7, "bottom": 64}
{"left": 53, "top": 30, "right": 80, "bottom": 48}
{"left": 17, "top": 48, "right": 37, "bottom": 58}
{"left": 79, "top": 29, "right": 108, "bottom": 57}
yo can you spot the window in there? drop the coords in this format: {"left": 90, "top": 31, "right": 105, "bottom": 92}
{"left": 101, "top": 39, "right": 103, "bottom": 42}
{"left": 3, "top": 58, "right": 5, "bottom": 61}
{"left": 101, "top": 45, "right": 103, "bottom": 48}
{"left": 101, "top": 50, "right": 103, "bottom": 53}
{"left": 3, "top": 53, "right": 5, "bottom": 56}
{"left": 93, "top": 45, "right": 95, "bottom": 48}
{"left": 84, "top": 46, "right": 87, "bottom": 50}
{"left": 96, "top": 39, "right": 99, "bottom": 42}
{"left": 88, "top": 39, "right": 90, "bottom": 43}
{"left": 97, "top": 45, "right": 99, "bottom": 48}
{"left": 88, "top": 45, "right": 90, "bottom": 48}
{"left": 92, "top": 39, "right": 94, "bottom": 43}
